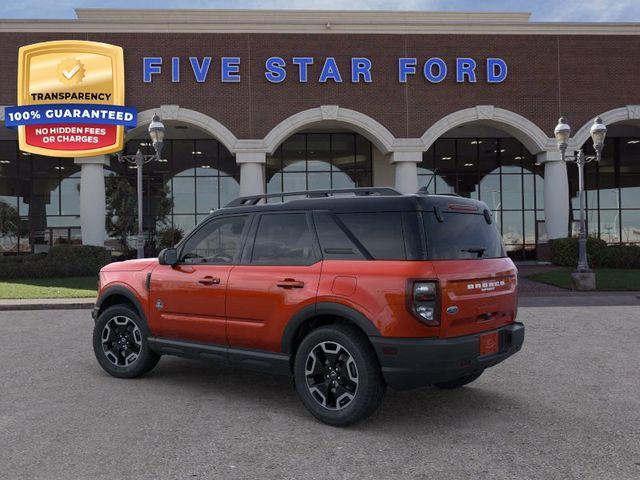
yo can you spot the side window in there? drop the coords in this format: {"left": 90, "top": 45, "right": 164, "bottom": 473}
{"left": 251, "top": 213, "right": 317, "bottom": 265}
{"left": 313, "top": 212, "right": 365, "bottom": 260}
{"left": 180, "top": 215, "right": 247, "bottom": 264}
{"left": 337, "top": 212, "right": 406, "bottom": 260}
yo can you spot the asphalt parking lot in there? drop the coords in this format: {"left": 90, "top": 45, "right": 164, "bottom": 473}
{"left": 1, "top": 305, "right": 639, "bottom": 480}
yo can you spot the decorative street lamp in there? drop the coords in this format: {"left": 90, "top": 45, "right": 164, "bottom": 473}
{"left": 554, "top": 116, "right": 607, "bottom": 288}
{"left": 117, "top": 113, "right": 165, "bottom": 259}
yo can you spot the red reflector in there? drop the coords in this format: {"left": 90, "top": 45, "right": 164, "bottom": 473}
{"left": 448, "top": 203, "right": 478, "bottom": 212}
{"left": 479, "top": 332, "right": 499, "bottom": 356}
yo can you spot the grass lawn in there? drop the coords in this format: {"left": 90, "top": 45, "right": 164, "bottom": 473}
{"left": 527, "top": 268, "right": 640, "bottom": 291}
{"left": 0, "top": 276, "right": 98, "bottom": 299}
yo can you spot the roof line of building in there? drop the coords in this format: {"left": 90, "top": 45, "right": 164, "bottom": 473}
{"left": 73, "top": 9, "right": 533, "bottom": 23}
{"left": 0, "top": 9, "right": 638, "bottom": 35}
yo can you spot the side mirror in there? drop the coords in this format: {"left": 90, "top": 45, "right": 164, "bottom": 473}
{"left": 158, "top": 248, "right": 178, "bottom": 266}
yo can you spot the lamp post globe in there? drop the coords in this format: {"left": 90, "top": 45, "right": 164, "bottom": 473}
{"left": 554, "top": 117, "right": 571, "bottom": 155}
{"left": 148, "top": 113, "right": 166, "bottom": 158}
{"left": 590, "top": 116, "right": 607, "bottom": 154}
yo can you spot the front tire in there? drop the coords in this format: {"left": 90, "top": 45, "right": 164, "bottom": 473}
{"left": 93, "top": 304, "right": 160, "bottom": 378}
{"left": 293, "top": 324, "right": 385, "bottom": 427}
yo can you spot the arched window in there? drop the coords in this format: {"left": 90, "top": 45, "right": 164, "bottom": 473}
{"left": 419, "top": 137, "right": 544, "bottom": 259}
{"left": 266, "top": 133, "right": 372, "bottom": 197}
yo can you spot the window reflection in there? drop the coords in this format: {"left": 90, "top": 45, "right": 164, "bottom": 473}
{"left": 266, "top": 133, "right": 373, "bottom": 197}
{"left": 569, "top": 137, "right": 640, "bottom": 245}
{"left": 111, "top": 138, "right": 239, "bottom": 251}
{"left": 420, "top": 137, "right": 544, "bottom": 258}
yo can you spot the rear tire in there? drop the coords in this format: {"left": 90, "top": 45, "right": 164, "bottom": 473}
{"left": 293, "top": 324, "right": 385, "bottom": 427}
{"left": 93, "top": 304, "right": 160, "bottom": 378}
{"left": 433, "top": 369, "right": 484, "bottom": 389}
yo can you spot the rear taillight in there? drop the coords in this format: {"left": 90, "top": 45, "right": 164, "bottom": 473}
{"left": 410, "top": 281, "right": 439, "bottom": 326}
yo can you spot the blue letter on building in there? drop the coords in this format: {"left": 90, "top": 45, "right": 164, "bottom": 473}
{"left": 190, "top": 57, "right": 211, "bottom": 83}
{"left": 319, "top": 57, "right": 343, "bottom": 83}
{"left": 143, "top": 57, "right": 162, "bottom": 83}
{"left": 456, "top": 58, "right": 477, "bottom": 83}
{"left": 398, "top": 58, "right": 417, "bottom": 83}
{"left": 221, "top": 57, "right": 241, "bottom": 83}
{"left": 487, "top": 58, "right": 508, "bottom": 83}
{"left": 292, "top": 57, "right": 313, "bottom": 82}
{"left": 171, "top": 57, "right": 180, "bottom": 83}
{"left": 351, "top": 58, "right": 372, "bottom": 83}
{"left": 424, "top": 58, "right": 447, "bottom": 83}
{"left": 265, "top": 57, "right": 287, "bottom": 83}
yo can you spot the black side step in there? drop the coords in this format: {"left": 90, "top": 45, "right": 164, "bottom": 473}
{"left": 147, "top": 337, "right": 291, "bottom": 376}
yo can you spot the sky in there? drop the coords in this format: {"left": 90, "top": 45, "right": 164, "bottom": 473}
{"left": 0, "top": 0, "right": 639, "bottom": 22}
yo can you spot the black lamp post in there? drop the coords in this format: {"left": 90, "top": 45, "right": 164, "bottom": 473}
{"left": 553, "top": 116, "right": 607, "bottom": 287}
{"left": 117, "top": 113, "right": 165, "bottom": 259}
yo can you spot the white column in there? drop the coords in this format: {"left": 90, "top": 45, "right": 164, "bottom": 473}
{"left": 538, "top": 151, "right": 569, "bottom": 240}
{"left": 391, "top": 151, "right": 421, "bottom": 194}
{"left": 237, "top": 152, "right": 266, "bottom": 196}
{"left": 74, "top": 155, "right": 109, "bottom": 246}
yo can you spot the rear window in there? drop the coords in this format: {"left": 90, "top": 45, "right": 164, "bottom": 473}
{"left": 423, "top": 211, "right": 505, "bottom": 260}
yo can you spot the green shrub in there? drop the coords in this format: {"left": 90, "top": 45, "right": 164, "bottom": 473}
{"left": 156, "top": 226, "right": 184, "bottom": 251}
{"left": 0, "top": 245, "right": 112, "bottom": 279}
{"left": 550, "top": 237, "right": 640, "bottom": 268}
{"left": 593, "top": 244, "right": 640, "bottom": 268}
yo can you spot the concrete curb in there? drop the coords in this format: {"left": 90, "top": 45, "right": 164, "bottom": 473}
{"left": 0, "top": 299, "right": 94, "bottom": 311}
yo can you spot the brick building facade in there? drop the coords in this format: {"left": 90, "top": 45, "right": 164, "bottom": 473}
{"left": 0, "top": 9, "right": 639, "bottom": 257}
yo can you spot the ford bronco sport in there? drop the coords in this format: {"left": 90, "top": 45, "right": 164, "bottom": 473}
{"left": 92, "top": 188, "right": 524, "bottom": 426}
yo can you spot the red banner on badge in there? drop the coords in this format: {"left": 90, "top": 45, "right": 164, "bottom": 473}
{"left": 24, "top": 124, "right": 118, "bottom": 151}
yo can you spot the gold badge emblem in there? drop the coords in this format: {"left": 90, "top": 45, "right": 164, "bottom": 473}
{"left": 15, "top": 40, "right": 126, "bottom": 157}
{"left": 56, "top": 58, "right": 85, "bottom": 85}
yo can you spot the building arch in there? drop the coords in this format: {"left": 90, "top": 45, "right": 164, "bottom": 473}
{"left": 572, "top": 105, "right": 640, "bottom": 148}
{"left": 128, "top": 106, "right": 239, "bottom": 154}
{"left": 263, "top": 106, "right": 396, "bottom": 155}
{"left": 420, "top": 105, "right": 552, "bottom": 154}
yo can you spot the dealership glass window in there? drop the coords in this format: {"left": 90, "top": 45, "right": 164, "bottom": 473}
{"left": 0, "top": 149, "right": 84, "bottom": 252}
{"left": 569, "top": 137, "right": 640, "bottom": 245}
{"left": 419, "top": 137, "right": 543, "bottom": 258}
{"left": 118, "top": 138, "right": 239, "bottom": 249}
{"left": 266, "top": 133, "right": 373, "bottom": 198}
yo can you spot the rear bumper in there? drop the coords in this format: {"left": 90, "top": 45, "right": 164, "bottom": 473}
{"left": 370, "top": 322, "right": 524, "bottom": 390}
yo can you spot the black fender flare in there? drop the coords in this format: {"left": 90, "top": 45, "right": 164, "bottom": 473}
{"left": 281, "top": 302, "right": 381, "bottom": 354}
{"left": 94, "top": 285, "right": 146, "bottom": 322}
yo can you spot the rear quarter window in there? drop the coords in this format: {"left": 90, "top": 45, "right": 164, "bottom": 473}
{"left": 336, "top": 212, "right": 406, "bottom": 260}
{"left": 423, "top": 211, "right": 505, "bottom": 260}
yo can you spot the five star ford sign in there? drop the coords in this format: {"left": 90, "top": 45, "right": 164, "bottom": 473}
{"left": 5, "top": 40, "right": 137, "bottom": 158}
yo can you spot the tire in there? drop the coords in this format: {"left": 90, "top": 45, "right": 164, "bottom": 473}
{"left": 293, "top": 324, "right": 385, "bottom": 427}
{"left": 433, "top": 369, "right": 484, "bottom": 389}
{"left": 93, "top": 304, "right": 160, "bottom": 378}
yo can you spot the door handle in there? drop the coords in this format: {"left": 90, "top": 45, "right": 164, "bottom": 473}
{"left": 276, "top": 278, "right": 305, "bottom": 289}
{"left": 198, "top": 276, "right": 221, "bottom": 285}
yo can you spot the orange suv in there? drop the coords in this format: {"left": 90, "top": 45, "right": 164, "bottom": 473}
{"left": 92, "top": 188, "right": 524, "bottom": 426}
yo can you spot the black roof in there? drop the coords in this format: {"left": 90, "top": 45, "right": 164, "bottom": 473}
{"left": 215, "top": 189, "right": 489, "bottom": 216}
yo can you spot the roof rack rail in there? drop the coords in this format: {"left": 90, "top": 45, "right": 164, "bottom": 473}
{"left": 225, "top": 187, "right": 401, "bottom": 207}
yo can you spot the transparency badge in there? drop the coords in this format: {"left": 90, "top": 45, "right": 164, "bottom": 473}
{"left": 5, "top": 40, "right": 137, "bottom": 157}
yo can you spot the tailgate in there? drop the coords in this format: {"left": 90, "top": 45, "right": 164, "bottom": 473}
{"left": 432, "top": 258, "right": 518, "bottom": 338}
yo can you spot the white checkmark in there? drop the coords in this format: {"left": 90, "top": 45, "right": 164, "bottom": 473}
{"left": 62, "top": 64, "right": 80, "bottom": 79}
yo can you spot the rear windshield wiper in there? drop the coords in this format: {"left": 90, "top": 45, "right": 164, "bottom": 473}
{"left": 461, "top": 247, "right": 487, "bottom": 258}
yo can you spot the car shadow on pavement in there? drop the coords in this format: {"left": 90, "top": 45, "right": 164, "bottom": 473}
{"left": 128, "top": 355, "right": 522, "bottom": 429}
